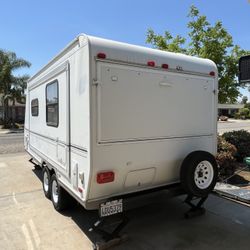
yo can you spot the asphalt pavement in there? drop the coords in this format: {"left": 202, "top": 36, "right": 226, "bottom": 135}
{"left": 0, "top": 133, "right": 24, "bottom": 154}
{"left": 218, "top": 119, "right": 250, "bottom": 134}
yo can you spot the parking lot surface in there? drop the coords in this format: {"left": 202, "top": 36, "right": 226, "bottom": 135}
{"left": 218, "top": 119, "right": 250, "bottom": 134}
{"left": 0, "top": 133, "right": 24, "bottom": 154}
{"left": 1, "top": 152, "right": 250, "bottom": 250}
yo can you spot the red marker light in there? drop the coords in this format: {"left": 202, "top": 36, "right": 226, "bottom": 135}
{"left": 209, "top": 71, "right": 215, "bottom": 76}
{"left": 78, "top": 187, "right": 83, "bottom": 193}
{"left": 97, "top": 171, "right": 115, "bottom": 184}
{"left": 97, "top": 53, "right": 106, "bottom": 59}
{"left": 147, "top": 61, "right": 155, "bottom": 67}
{"left": 162, "top": 64, "right": 169, "bottom": 69}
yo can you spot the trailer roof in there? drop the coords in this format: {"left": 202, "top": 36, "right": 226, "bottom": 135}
{"left": 29, "top": 34, "right": 217, "bottom": 82}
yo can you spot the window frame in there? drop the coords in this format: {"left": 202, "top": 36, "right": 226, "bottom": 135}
{"left": 31, "top": 98, "right": 39, "bottom": 117}
{"left": 46, "top": 80, "right": 59, "bottom": 127}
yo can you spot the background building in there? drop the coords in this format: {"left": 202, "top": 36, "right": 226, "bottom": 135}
{"left": 218, "top": 103, "right": 244, "bottom": 117}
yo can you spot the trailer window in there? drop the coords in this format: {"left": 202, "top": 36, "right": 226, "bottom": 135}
{"left": 46, "top": 81, "right": 59, "bottom": 127}
{"left": 31, "top": 98, "right": 39, "bottom": 116}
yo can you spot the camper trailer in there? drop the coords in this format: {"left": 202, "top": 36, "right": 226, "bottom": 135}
{"left": 24, "top": 34, "right": 218, "bottom": 217}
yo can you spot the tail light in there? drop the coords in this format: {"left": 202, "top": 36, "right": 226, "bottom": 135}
{"left": 97, "top": 171, "right": 115, "bottom": 184}
{"left": 97, "top": 52, "right": 106, "bottom": 59}
{"left": 147, "top": 61, "right": 155, "bottom": 67}
{"left": 162, "top": 64, "right": 169, "bottom": 69}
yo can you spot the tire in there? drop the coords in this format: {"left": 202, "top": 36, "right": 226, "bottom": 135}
{"left": 180, "top": 151, "right": 218, "bottom": 197}
{"left": 50, "top": 174, "right": 69, "bottom": 211}
{"left": 42, "top": 167, "right": 51, "bottom": 199}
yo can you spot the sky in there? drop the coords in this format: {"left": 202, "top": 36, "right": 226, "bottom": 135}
{"left": 1, "top": 0, "right": 250, "bottom": 98}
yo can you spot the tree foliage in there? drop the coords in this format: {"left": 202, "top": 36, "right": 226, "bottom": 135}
{"left": 0, "top": 49, "right": 31, "bottom": 126}
{"left": 146, "top": 5, "right": 250, "bottom": 103}
{"left": 241, "top": 96, "right": 248, "bottom": 104}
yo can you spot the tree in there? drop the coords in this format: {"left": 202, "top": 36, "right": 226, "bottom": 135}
{"left": 0, "top": 49, "right": 31, "bottom": 127}
{"left": 241, "top": 96, "right": 248, "bottom": 104}
{"left": 146, "top": 5, "right": 250, "bottom": 104}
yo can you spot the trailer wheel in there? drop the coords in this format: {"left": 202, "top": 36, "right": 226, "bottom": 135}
{"left": 50, "top": 174, "right": 69, "bottom": 211}
{"left": 180, "top": 151, "right": 218, "bottom": 197}
{"left": 42, "top": 167, "right": 51, "bottom": 199}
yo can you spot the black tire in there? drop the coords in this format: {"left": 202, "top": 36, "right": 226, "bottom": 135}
{"left": 50, "top": 174, "right": 69, "bottom": 211}
{"left": 42, "top": 167, "right": 51, "bottom": 199}
{"left": 180, "top": 151, "right": 218, "bottom": 197}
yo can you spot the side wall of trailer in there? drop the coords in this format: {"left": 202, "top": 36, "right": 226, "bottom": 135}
{"left": 25, "top": 38, "right": 91, "bottom": 204}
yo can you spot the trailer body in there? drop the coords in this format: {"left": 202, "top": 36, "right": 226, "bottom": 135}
{"left": 24, "top": 34, "right": 218, "bottom": 211}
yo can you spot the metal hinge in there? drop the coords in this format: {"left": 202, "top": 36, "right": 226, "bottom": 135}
{"left": 92, "top": 79, "right": 101, "bottom": 86}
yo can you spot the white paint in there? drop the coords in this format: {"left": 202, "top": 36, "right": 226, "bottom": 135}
{"left": 29, "top": 219, "right": 41, "bottom": 247}
{"left": 12, "top": 192, "right": 18, "bottom": 205}
{"left": 21, "top": 224, "right": 34, "bottom": 250}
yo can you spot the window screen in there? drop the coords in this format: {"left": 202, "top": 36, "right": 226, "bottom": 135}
{"left": 46, "top": 81, "right": 59, "bottom": 127}
{"left": 31, "top": 98, "right": 39, "bottom": 116}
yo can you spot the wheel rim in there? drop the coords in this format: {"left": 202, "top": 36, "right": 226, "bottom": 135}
{"left": 43, "top": 171, "right": 49, "bottom": 193}
{"left": 194, "top": 161, "right": 214, "bottom": 189}
{"left": 52, "top": 179, "right": 59, "bottom": 204}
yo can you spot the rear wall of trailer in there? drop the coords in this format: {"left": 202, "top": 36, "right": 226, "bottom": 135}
{"left": 86, "top": 36, "right": 217, "bottom": 203}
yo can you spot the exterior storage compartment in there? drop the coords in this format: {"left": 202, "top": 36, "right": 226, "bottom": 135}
{"left": 124, "top": 168, "right": 156, "bottom": 189}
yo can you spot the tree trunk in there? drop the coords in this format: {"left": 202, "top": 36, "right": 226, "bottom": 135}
{"left": 3, "top": 97, "right": 9, "bottom": 128}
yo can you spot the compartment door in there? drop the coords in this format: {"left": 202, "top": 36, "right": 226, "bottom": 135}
{"left": 96, "top": 62, "right": 215, "bottom": 143}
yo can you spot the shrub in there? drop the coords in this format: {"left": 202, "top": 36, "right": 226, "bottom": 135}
{"left": 222, "top": 130, "right": 250, "bottom": 161}
{"left": 239, "top": 108, "right": 250, "bottom": 116}
{"left": 244, "top": 103, "right": 250, "bottom": 110}
{"left": 234, "top": 108, "right": 250, "bottom": 119}
{"left": 216, "top": 135, "right": 237, "bottom": 176}
{"left": 234, "top": 112, "right": 241, "bottom": 119}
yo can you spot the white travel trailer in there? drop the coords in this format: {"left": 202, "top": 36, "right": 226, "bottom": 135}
{"left": 24, "top": 34, "right": 218, "bottom": 217}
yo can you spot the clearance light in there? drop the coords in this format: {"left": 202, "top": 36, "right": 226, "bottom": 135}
{"left": 162, "top": 64, "right": 169, "bottom": 69}
{"left": 78, "top": 187, "right": 83, "bottom": 193}
{"left": 97, "top": 171, "right": 115, "bottom": 184}
{"left": 97, "top": 53, "right": 106, "bottom": 59}
{"left": 147, "top": 61, "right": 155, "bottom": 67}
{"left": 209, "top": 71, "right": 215, "bottom": 76}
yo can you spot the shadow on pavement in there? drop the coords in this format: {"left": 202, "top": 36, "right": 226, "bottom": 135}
{"left": 30, "top": 164, "right": 250, "bottom": 250}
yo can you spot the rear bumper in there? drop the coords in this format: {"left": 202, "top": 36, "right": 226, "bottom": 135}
{"left": 85, "top": 183, "right": 185, "bottom": 210}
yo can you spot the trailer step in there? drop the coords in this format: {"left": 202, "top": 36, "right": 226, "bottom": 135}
{"left": 89, "top": 214, "right": 129, "bottom": 250}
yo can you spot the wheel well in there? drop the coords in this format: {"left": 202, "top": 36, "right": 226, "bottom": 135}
{"left": 50, "top": 168, "right": 55, "bottom": 176}
{"left": 42, "top": 161, "right": 55, "bottom": 176}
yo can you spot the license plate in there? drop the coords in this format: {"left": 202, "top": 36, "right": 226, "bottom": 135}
{"left": 100, "top": 199, "right": 123, "bottom": 217}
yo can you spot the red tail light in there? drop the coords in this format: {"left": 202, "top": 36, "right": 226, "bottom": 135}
{"left": 209, "top": 71, "right": 215, "bottom": 76}
{"left": 161, "top": 63, "right": 169, "bottom": 69}
{"left": 97, "top": 171, "right": 115, "bottom": 184}
{"left": 147, "top": 61, "right": 155, "bottom": 67}
{"left": 97, "top": 52, "right": 106, "bottom": 59}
